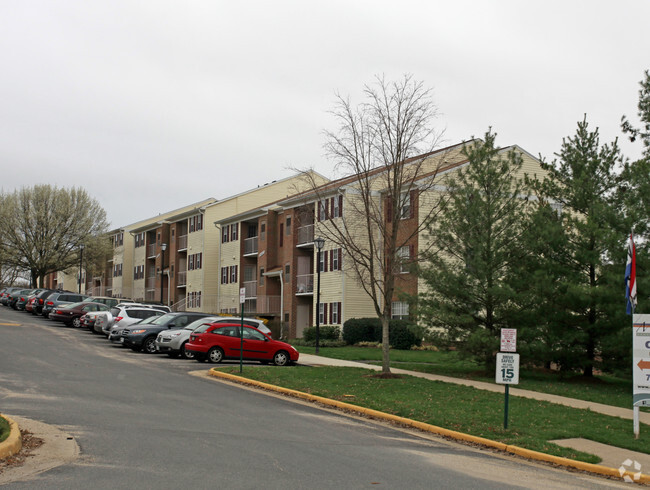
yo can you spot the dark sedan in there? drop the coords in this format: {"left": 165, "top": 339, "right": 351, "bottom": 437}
{"left": 121, "top": 312, "right": 212, "bottom": 353}
{"left": 49, "top": 302, "right": 110, "bottom": 328}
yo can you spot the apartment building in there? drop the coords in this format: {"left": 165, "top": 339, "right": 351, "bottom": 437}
{"left": 212, "top": 142, "right": 548, "bottom": 339}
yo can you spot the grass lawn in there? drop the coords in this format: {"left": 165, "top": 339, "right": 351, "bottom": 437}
{"left": 0, "top": 415, "right": 9, "bottom": 444}
{"left": 295, "top": 346, "right": 635, "bottom": 409}
{"left": 214, "top": 365, "right": 649, "bottom": 464}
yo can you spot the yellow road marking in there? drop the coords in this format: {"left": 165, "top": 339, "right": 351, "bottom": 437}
{"left": 0, "top": 323, "right": 21, "bottom": 326}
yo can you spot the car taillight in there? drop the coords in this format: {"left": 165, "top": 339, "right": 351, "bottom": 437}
{"left": 39, "top": 299, "right": 44, "bottom": 305}
{"left": 46, "top": 301, "right": 53, "bottom": 306}
{"left": 115, "top": 317, "right": 123, "bottom": 323}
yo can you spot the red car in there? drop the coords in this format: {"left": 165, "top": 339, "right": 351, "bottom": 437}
{"left": 186, "top": 323, "right": 299, "bottom": 366}
{"left": 49, "top": 302, "right": 110, "bottom": 328}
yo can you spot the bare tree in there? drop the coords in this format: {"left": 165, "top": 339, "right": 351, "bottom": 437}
{"left": 311, "top": 75, "right": 448, "bottom": 374}
{"left": 0, "top": 185, "right": 109, "bottom": 287}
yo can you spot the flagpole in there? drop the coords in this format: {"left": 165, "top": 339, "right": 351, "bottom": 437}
{"left": 627, "top": 232, "right": 640, "bottom": 438}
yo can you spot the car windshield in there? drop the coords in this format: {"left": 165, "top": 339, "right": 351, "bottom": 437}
{"left": 148, "top": 313, "right": 177, "bottom": 325}
{"left": 183, "top": 317, "right": 221, "bottom": 331}
{"left": 137, "top": 315, "right": 161, "bottom": 325}
{"left": 193, "top": 323, "right": 219, "bottom": 334}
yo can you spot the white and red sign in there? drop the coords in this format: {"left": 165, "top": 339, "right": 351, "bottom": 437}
{"left": 500, "top": 328, "right": 517, "bottom": 352}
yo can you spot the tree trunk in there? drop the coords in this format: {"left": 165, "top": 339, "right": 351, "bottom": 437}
{"left": 381, "top": 314, "right": 391, "bottom": 374}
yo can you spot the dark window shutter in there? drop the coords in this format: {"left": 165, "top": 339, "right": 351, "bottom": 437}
{"left": 330, "top": 197, "right": 334, "bottom": 219}
{"left": 387, "top": 197, "right": 392, "bottom": 222}
{"left": 338, "top": 248, "right": 342, "bottom": 270}
{"left": 323, "top": 252, "right": 328, "bottom": 272}
{"left": 410, "top": 190, "right": 416, "bottom": 219}
{"left": 323, "top": 303, "right": 328, "bottom": 324}
{"left": 329, "top": 302, "right": 333, "bottom": 324}
{"left": 339, "top": 195, "right": 343, "bottom": 218}
{"left": 329, "top": 250, "right": 333, "bottom": 271}
{"left": 317, "top": 201, "right": 321, "bottom": 222}
{"left": 409, "top": 244, "right": 415, "bottom": 260}
{"left": 337, "top": 302, "right": 342, "bottom": 324}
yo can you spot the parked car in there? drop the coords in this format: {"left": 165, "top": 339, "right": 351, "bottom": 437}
{"left": 121, "top": 312, "right": 212, "bottom": 353}
{"left": 80, "top": 310, "right": 110, "bottom": 331}
{"left": 107, "top": 306, "right": 165, "bottom": 332}
{"left": 24, "top": 296, "right": 37, "bottom": 313}
{"left": 107, "top": 314, "right": 167, "bottom": 343}
{"left": 49, "top": 302, "right": 110, "bottom": 327}
{"left": 8, "top": 289, "right": 35, "bottom": 309}
{"left": 0, "top": 287, "right": 23, "bottom": 306}
{"left": 155, "top": 316, "right": 222, "bottom": 359}
{"left": 13, "top": 288, "right": 40, "bottom": 310}
{"left": 42, "top": 292, "right": 88, "bottom": 318}
{"left": 114, "top": 302, "right": 171, "bottom": 313}
{"left": 186, "top": 323, "right": 299, "bottom": 366}
{"left": 155, "top": 316, "right": 270, "bottom": 359}
{"left": 82, "top": 296, "right": 125, "bottom": 309}
{"left": 31, "top": 289, "right": 56, "bottom": 315}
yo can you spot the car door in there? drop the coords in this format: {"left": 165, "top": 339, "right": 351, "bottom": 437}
{"left": 210, "top": 326, "right": 240, "bottom": 358}
{"left": 241, "top": 327, "right": 271, "bottom": 360}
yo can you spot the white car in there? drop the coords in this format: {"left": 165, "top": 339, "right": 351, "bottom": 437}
{"left": 155, "top": 316, "right": 271, "bottom": 359}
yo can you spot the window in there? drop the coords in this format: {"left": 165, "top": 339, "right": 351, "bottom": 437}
{"left": 260, "top": 222, "right": 266, "bottom": 241}
{"left": 230, "top": 265, "right": 238, "bottom": 284}
{"left": 221, "top": 267, "right": 229, "bottom": 284}
{"left": 318, "top": 250, "right": 326, "bottom": 273}
{"left": 189, "top": 215, "right": 203, "bottom": 233}
{"left": 196, "top": 252, "right": 202, "bottom": 269}
{"left": 189, "top": 255, "right": 195, "bottom": 271}
{"left": 231, "top": 223, "right": 238, "bottom": 241}
{"left": 333, "top": 196, "right": 340, "bottom": 218}
{"left": 279, "top": 223, "right": 284, "bottom": 247}
{"left": 330, "top": 249, "right": 341, "bottom": 271}
{"left": 134, "top": 232, "right": 145, "bottom": 248}
{"left": 330, "top": 302, "right": 341, "bottom": 324}
{"left": 318, "top": 303, "right": 326, "bottom": 325}
{"left": 285, "top": 264, "right": 290, "bottom": 282}
{"left": 391, "top": 301, "right": 409, "bottom": 320}
{"left": 318, "top": 200, "right": 327, "bottom": 221}
{"left": 260, "top": 267, "right": 265, "bottom": 286}
{"left": 400, "top": 192, "right": 411, "bottom": 220}
{"left": 221, "top": 225, "right": 230, "bottom": 243}
{"left": 286, "top": 216, "right": 291, "bottom": 235}
{"left": 397, "top": 246, "right": 412, "bottom": 273}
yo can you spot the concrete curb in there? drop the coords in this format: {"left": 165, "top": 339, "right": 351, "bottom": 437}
{"left": 0, "top": 414, "right": 22, "bottom": 460}
{"left": 209, "top": 369, "right": 650, "bottom": 484}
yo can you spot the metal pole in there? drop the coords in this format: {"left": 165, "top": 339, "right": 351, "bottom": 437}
{"left": 240, "top": 301, "right": 244, "bottom": 373}
{"left": 504, "top": 385, "right": 510, "bottom": 429}
{"left": 160, "top": 246, "right": 165, "bottom": 304}
{"left": 78, "top": 245, "right": 84, "bottom": 293}
{"left": 315, "top": 248, "right": 321, "bottom": 354}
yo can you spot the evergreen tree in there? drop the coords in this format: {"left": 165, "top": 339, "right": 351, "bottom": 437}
{"left": 532, "top": 117, "right": 628, "bottom": 377}
{"left": 417, "top": 131, "right": 534, "bottom": 368}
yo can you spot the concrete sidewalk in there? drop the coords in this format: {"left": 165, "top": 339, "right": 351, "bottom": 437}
{"left": 298, "top": 353, "right": 650, "bottom": 471}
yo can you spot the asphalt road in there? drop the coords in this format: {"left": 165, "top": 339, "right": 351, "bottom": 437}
{"left": 0, "top": 307, "right": 627, "bottom": 489}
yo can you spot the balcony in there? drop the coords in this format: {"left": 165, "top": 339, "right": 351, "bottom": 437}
{"left": 244, "top": 236, "right": 258, "bottom": 256}
{"left": 243, "top": 281, "right": 257, "bottom": 298}
{"left": 296, "top": 274, "right": 313, "bottom": 295}
{"left": 297, "top": 224, "right": 315, "bottom": 247}
{"left": 147, "top": 244, "right": 156, "bottom": 258}
{"left": 243, "top": 295, "right": 280, "bottom": 315}
{"left": 177, "top": 270, "right": 187, "bottom": 287}
{"left": 177, "top": 235, "right": 188, "bottom": 251}
{"left": 146, "top": 277, "right": 156, "bottom": 290}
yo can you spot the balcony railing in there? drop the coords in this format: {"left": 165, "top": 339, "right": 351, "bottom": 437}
{"left": 244, "top": 236, "right": 258, "bottom": 255}
{"left": 177, "top": 270, "right": 187, "bottom": 287}
{"left": 244, "top": 281, "right": 257, "bottom": 298}
{"left": 243, "top": 296, "right": 280, "bottom": 315}
{"left": 146, "top": 277, "right": 156, "bottom": 290}
{"left": 147, "top": 244, "right": 156, "bottom": 258}
{"left": 177, "top": 235, "right": 188, "bottom": 251}
{"left": 297, "top": 224, "right": 315, "bottom": 246}
{"left": 296, "top": 274, "right": 314, "bottom": 294}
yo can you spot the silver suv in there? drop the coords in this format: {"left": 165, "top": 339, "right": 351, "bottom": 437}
{"left": 105, "top": 306, "right": 165, "bottom": 340}
{"left": 155, "top": 316, "right": 271, "bottom": 359}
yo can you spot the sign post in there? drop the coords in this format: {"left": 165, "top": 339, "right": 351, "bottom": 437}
{"left": 239, "top": 287, "right": 246, "bottom": 374}
{"left": 496, "top": 329, "right": 519, "bottom": 429}
{"left": 633, "top": 315, "right": 650, "bottom": 438}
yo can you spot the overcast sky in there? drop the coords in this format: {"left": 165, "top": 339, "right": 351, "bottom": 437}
{"left": 2, "top": 1, "right": 649, "bottom": 228}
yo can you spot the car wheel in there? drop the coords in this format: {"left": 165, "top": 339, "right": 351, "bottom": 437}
{"left": 181, "top": 342, "right": 195, "bottom": 360}
{"left": 207, "top": 347, "right": 224, "bottom": 363}
{"left": 142, "top": 337, "right": 157, "bottom": 354}
{"left": 72, "top": 317, "right": 81, "bottom": 328}
{"left": 273, "top": 350, "right": 290, "bottom": 366}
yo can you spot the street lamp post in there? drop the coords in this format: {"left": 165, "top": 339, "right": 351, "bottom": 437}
{"left": 160, "top": 243, "right": 167, "bottom": 305}
{"left": 78, "top": 244, "right": 85, "bottom": 294}
{"left": 314, "top": 237, "right": 325, "bottom": 354}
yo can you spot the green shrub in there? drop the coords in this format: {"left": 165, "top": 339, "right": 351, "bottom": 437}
{"left": 343, "top": 317, "right": 422, "bottom": 349}
{"left": 302, "top": 325, "right": 341, "bottom": 342}
{"left": 0, "top": 415, "right": 9, "bottom": 443}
